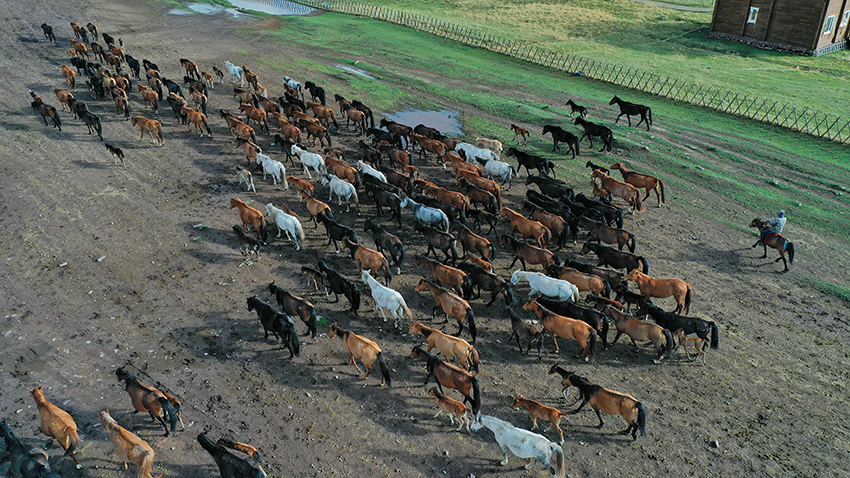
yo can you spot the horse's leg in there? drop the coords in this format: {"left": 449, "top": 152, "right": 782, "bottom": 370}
{"left": 592, "top": 405, "right": 605, "bottom": 428}
{"left": 498, "top": 443, "right": 509, "bottom": 466}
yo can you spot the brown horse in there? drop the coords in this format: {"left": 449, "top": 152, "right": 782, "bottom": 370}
{"left": 525, "top": 205, "right": 569, "bottom": 249}
{"left": 410, "top": 133, "right": 446, "bottom": 161}
{"left": 546, "top": 265, "right": 610, "bottom": 297}
{"left": 610, "top": 162, "right": 665, "bottom": 207}
{"left": 115, "top": 368, "right": 179, "bottom": 436}
{"left": 230, "top": 121, "right": 257, "bottom": 144}
{"left": 54, "top": 88, "right": 74, "bottom": 111}
{"left": 343, "top": 105, "right": 366, "bottom": 134}
{"left": 510, "top": 124, "right": 529, "bottom": 145}
{"left": 230, "top": 197, "right": 267, "bottom": 244}
{"left": 289, "top": 176, "right": 314, "bottom": 200}
{"left": 500, "top": 234, "right": 559, "bottom": 271}
{"left": 131, "top": 116, "right": 164, "bottom": 146}
{"left": 409, "top": 321, "right": 480, "bottom": 373}
{"left": 457, "top": 168, "right": 502, "bottom": 208}
{"left": 240, "top": 103, "right": 269, "bottom": 134}
{"left": 415, "top": 254, "right": 472, "bottom": 300}
{"left": 344, "top": 238, "right": 392, "bottom": 285}
{"left": 605, "top": 305, "right": 674, "bottom": 364}
{"left": 524, "top": 300, "right": 597, "bottom": 362}
{"left": 138, "top": 85, "right": 159, "bottom": 114}
{"left": 415, "top": 278, "right": 477, "bottom": 343}
{"left": 578, "top": 216, "right": 636, "bottom": 252}
{"left": 180, "top": 58, "right": 200, "bottom": 80}
{"left": 306, "top": 101, "right": 338, "bottom": 129}
{"left": 749, "top": 218, "right": 796, "bottom": 272}
{"left": 591, "top": 170, "right": 644, "bottom": 212}
{"left": 511, "top": 395, "right": 568, "bottom": 444}
{"left": 443, "top": 151, "right": 479, "bottom": 174}
{"left": 424, "top": 184, "right": 471, "bottom": 214}
{"left": 99, "top": 411, "right": 163, "bottom": 478}
{"left": 501, "top": 207, "right": 551, "bottom": 248}
{"left": 624, "top": 268, "right": 692, "bottom": 315}
{"left": 329, "top": 323, "right": 391, "bottom": 387}
{"left": 235, "top": 136, "right": 262, "bottom": 164}
{"left": 411, "top": 345, "right": 480, "bottom": 414}
{"left": 326, "top": 156, "right": 361, "bottom": 190}
{"left": 272, "top": 112, "right": 301, "bottom": 143}
{"left": 429, "top": 388, "right": 471, "bottom": 431}
{"left": 269, "top": 282, "right": 318, "bottom": 338}
{"left": 299, "top": 190, "right": 332, "bottom": 227}
{"left": 590, "top": 180, "right": 611, "bottom": 202}
{"left": 30, "top": 386, "right": 81, "bottom": 467}
{"left": 242, "top": 65, "right": 259, "bottom": 90}
{"left": 180, "top": 106, "right": 212, "bottom": 137}
{"left": 300, "top": 121, "right": 331, "bottom": 148}
{"left": 450, "top": 222, "right": 495, "bottom": 261}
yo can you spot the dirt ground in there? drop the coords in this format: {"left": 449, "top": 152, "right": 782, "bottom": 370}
{"left": 1, "top": 1, "right": 849, "bottom": 477}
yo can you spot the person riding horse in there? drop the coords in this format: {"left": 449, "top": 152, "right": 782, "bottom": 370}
{"left": 755, "top": 210, "right": 786, "bottom": 247}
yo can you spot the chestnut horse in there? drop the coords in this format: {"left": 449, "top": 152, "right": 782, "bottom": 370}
{"left": 409, "top": 321, "right": 480, "bottom": 373}
{"left": 591, "top": 170, "right": 644, "bottom": 212}
{"left": 450, "top": 222, "right": 495, "bottom": 261}
{"left": 511, "top": 395, "right": 568, "bottom": 445}
{"left": 115, "top": 368, "right": 179, "bottom": 436}
{"left": 414, "top": 254, "right": 472, "bottom": 299}
{"left": 501, "top": 207, "right": 552, "bottom": 248}
{"left": 749, "top": 218, "right": 795, "bottom": 272}
{"left": 457, "top": 169, "right": 502, "bottom": 209}
{"left": 411, "top": 345, "right": 480, "bottom": 414}
{"left": 523, "top": 300, "right": 596, "bottom": 362}
{"left": 344, "top": 238, "right": 392, "bottom": 286}
{"left": 131, "top": 116, "right": 164, "bottom": 146}
{"left": 329, "top": 323, "right": 391, "bottom": 387}
{"left": 500, "top": 234, "right": 559, "bottom": 271}
{"left": 605, "top": 306, "right": 674, "bottom": 364}
{"left": 415, "top": 278, "right": 477, "bottom": 343}
{"left": 230, "top": 197, "right": 267, "bottom": 244}
{"left": 609, "top": 162, "right": 665, "bottom": 207}
{"left": 624, "top": 268, "right": 692, "bottom": 315}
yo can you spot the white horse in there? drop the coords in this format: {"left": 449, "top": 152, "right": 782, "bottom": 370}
{"left": 224, "top": 61, "right": 244, "bottom": 86}
{"left": 256, "top": 152, "right": 288, "bottom": 190}
{"left": 456, "top": 141, "right": 499, "bottom": 165}
{"left": 400, "top": 197, "right": 450, "bottom": 232}
{"left": 355, "top": 160, "right": 386, "bottom": 183}
{"left": 290, "top": 145, "right": 326, "bottom": 178}
{"left": 510, "top": 270, "right": 578, "bottom": 302}
{"left": 362, "top": 271, "right": 411, "bottom": 329}
{"left": 283, "top": 76, "right": 303, "bottom": 99}
{"left": 471, "top": 414, "right": 566, "bottom": 478}
{"left": 265, "top": 203, "right": 305, "bottom": 250}
{"left": 320, "top": 174, "right": 360, "bottom": 214}
{"left": 477, "top": 157, "right": 517, "bottom": 189}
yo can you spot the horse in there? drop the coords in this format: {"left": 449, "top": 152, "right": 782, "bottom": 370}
{"left": 303, "top": 81, "right": 326, "bottom": 105}
{"left": 549, "top": 367, "right": 646, "bottom": 439}
{"left": 316, "top": 211, "right": 356, "bottom": 253}
{"left": 510, "top": 124, "right": 529, "bottom": 145}
{"left": 609, "top": 96, "right": 652, "bottom": 130}
{"left": 466, "top": 209, "right": 498, "bottom": 236}
{"left": 232, "top": 225, "right": 261, "bottom": 260}
{"left": 41, "top": 23, "right": 56, "bottom": 42}
{"left": 409, "top": 321, "right": 480, "bottom": 373}
{"left": 197, "top": 434, "right": 266, "bottom": 478}
{"left": 507, "top": 307, "right": 542, "bottom": 358}
{"left": 265, "top": 203, "right": 304, "bottom": 250}
{"left": 0, "top": 422, "right": 61, "bottom": 478}
{"left": 415, "top": 254, "right": 473, "bottom": 299}
{"left": 230, "top": 197, "right": 268, "bottom": 245}
{"left": 317, "top": 260, "right": 361, "bottom": 314}
{"left": 325, "top": 156, "right": 361, "bottom": 191}
{"left": 500, "top": 207, "right": 551, "bottom": 248}
{"left": 362, "top": 271, "right": 411, "bottom": 329}
{"left": 591, "top": 170, "right": 644, "bottom": 212}
{"left": 224, "top": 61, "right": 244, "bottom": 86}
{"left": 475, "top": 137, "right": 503, "bottom": 157}
{"left": 290, "top": 145, "right": 326, "bottom": 179}
{"left": 364, "top": 219, "right": 405, "bottom": 272}
{"left": 457, "top": 179, "right": 499, "bottom": 216}
{"left": 749, "top": 218, "right": 796, "bottom": 272}
{"left": 411, "top": 345, "right": 481, "bottom": 414}
{"left": 590, "top": 179, "right": 612, "bottom": 202}
{"left": 545, "top": 265, "right": 611, "bottom": 298}
{"left": 525, "top": 174, "right": 574, "bottom": 200}
{"left": 106, "top": 142, "right": 125, "bottom": 167}
{"left": 541, "top": 125, "right": 579, "bottom": 158}
{"left": 30, "top": 386, "right": 81, "bottom": 467}
{"left": 456, "top": 168, "right": 502, "bottom": 209}
{"left": 450, "top": 222, "right": 495, "bottom": 261}
{"left": 605, "top": 305, "right": 674, "bottom": 364}
{"left": 80, "top": 111, "right": 103, "bottom": 141}
{"left": 476, "top": 157, "right": 517, "bottom": 189}
{"left": 115, "top": 368, "right": 179, "bottom": 436}
{"left": 415, "top": 277, "right": 477, "bottom": 342}
{"left": 580, "top": 242, "right": 648, "bottom": 274}
{"left": 246, "top": 296, "right": 300, "bottom": 357}
{"left": 378, "top": 118, "right": 411, "bottom": 148}
{"left": 573, "top": 193, "right": 624, "bottom": 228}
{"left": 578, "top": 215, "right": 636, "bottom": 252}
{"left": 99, "top": 411, "right": 163, "bottom": 478}
{"left": 500, "top": 234, "right": 559, "bottom": 271}
{"left": 240, "top": 103, "right": 269, "bottom": 134}
{"left": 511, "top": 395, "right": 568, "bottom": 444}
{"left": 511, "top": 270, "right": 578, "bottom": 305}
{"left": 429, "top": 388, "right": 471, "bottom": 431}
{"left": 536, "top": 296, "right": 610, "bottom": 349}
{"left": 566, "top": 99, "right": 588, "bottom": 118}
{"left": 342, "top": 103, "right": 367, "bottom": 134}
{"left": 356, "top": 159, "right": 386, "bottom": 183}
{"left": 414, "top": 222, "right": 460, "bottom": 263}
{"left": 364, "top": 182, "right": 402, "bottom": 226}
{"left": 305, "top": 101, "right": 338, "bottom": 130}
{"left": 268, "top": 282, "right": 317, "bottom": 338}
{"left": 521, "top": 202, "right": 570, "bottom": 249}
{"left": 131, "top": 116, "right": 164, "bottom": 146}
{"left": 470, "top": 414, "right": 565, "bottom": 478}
{"left": 30, "top": 95, "right": 62, "bottom": 131}
{"left": 505, "top": 147, "right": 556, "bottom": 177}
{"left": 401, "top": 197, "right": 450, "bottom": 231}
{"left": 456, "top": 141, "right": 499, "bottom": 164}
{"left": 674, "top": 329, "right": 707, "bottom": 365}
{"left": 344, "top": 238, "right": 392, "bottom": 285}
{"left": 283, "top": 76, "right": 303, "bottom": 100}
{"left": 180, "top": 106, "right": 212, "bottom": 137}
{"left": 321, "top": 174, "right": 360, "bottom": 214}
{"left": 624, "top": 268, "right": 692, "bottom": 315}
{"left": 524, "top": 300, "right": 596, "bottom": 361}
{"left": 457, "top": 261, "right": 514, "bottom": 306}
{"left": 574, "top": 117, "right": 613, "bottom": 152}
{"left": 610, "top": 162, "right": 665, "bottom": 207}
{"left": 613, "top": 283, "right": 648, "bottom": 312}
{"left": 636, "top": 301, "right": 718, "bottom": 350}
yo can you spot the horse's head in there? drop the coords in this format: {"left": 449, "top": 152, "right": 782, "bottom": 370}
{"left": 749, "top": 218, "right": 765, "bottom": 229}
{"left": 609, "top": 96, "right": 620, "bottom": 105}
{"left": 328, "top": 322, "right": 339, "bottom": 338}
{"left": 623, "top": 268, "right": 641, "bottom": 281}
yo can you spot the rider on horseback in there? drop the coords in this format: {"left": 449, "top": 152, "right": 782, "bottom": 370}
{"left": 755, "top": 210, "right": 786, "bottom": 246}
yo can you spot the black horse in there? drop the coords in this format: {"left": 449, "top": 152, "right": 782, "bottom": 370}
{"left": 457, "top": 261, "right": 514, "bottom": 306}
{"left": 574, "top": 117, "right": 613, "bottom": 152}
{"left": 316, "top": 212, "right": 357, "bottom": 253}
{"left": 364, "top": 219, "right": 405, "bottom": 272}
{"left": 40, "top": 23, "right": 55, "bottom": 42}
{"left": 125, "top": 54, "right": 141, "bottom": 78}
{"left": 303, "top": 81, "right": 326, "bottom": 106}
{"left": 197, "top": 433, "right": 265, "bottom": 478}
{"left": 465, "top": 209, "right": 499, "bottom": 236}
{"left": 414, "top": 222, "right": 459, "bottom": 263}
{"left": 525, "top": 174, "right": 574, "bottom": 200}
{"left": 580, "top": 242, "right": 648, "bottom": 273}
{"left": 570, "top": 193, "right": 624, "bottom": 229}
{"left": 269, "top": 282, "right": 318, "bottom": 339}
{"left": 365, "top": 127, "right": 403, "bottom": 149}
{"left": 80, "top": 111, "right": 103, "bottom": 141}
{"left": 364, "top": 182, "right": 402, "bottom": 227}
{"left": 636, "top": 301, "right": 719, "bottom": 350}
{"left": 507, "top": 307, "right": 542, "bottom": 359}
{"left": 613, "top": 283, "right": 649, "bottom": 312}
{"left": 609, "top": 96, "right": 652, "bottom": 131}
{"left": 358, "top": 140, "right": 383, "bottom": 168}
{"left": 246, "top": 296, "right": 300, "bottom": 358}
{"left": 505, "top": 147, "right": 556, "bottom": 176}
{"left": 270, "top": 134, "right": 297, "bottom": 166}
{"left": 317, "top": 260, "right": 361, "bottom": 314}
{"left": 414, "top": 123, "right": 441, "bottom": 139}
{"left": 167, "top": 95, "right": 187, "bottom": 124}
{"left": 565, "top": 99, "right": 588, "bottom": 118}
{"left": 541, "top": 125, "right": 580, "bottom": 159}
{"left": 536, "top": 297, "right": 611, "bottom": 349}
{"left": 0, "top": 423, "right": 60, "bottom": 478}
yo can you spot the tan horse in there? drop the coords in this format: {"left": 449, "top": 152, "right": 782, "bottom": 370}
{"left": 624, "top": 268, "right": 692, "bottom": 315}
{"left": 610, "top": 161, "right": 666, "bottom": 207}
{"left": 272, "top": 112, "right": 301, "bottom": 143}
{"left": 329, "top": 323, "right": 391, "bottom": 386}
{"left": 179, "top": 106, "right": 212, "bottom": 137}
{"left": 299, "top": 190, "right": 332, "bottom": 227}
{"left": 231, "top": 122, "right": 257, "bottom": 144}
{"left": 590, "top": 180, "right": 611, "bottom": 202}
{"left": 429, "top": 388, "right": 471, "bottom": 431}
{"left": 523, "top": 300, "right": 597, "bottom": 362}
{"left": 60, "top": 65, "right": 76, "bottom": 89}
{"left": 239, "top": 103, "right": 268, "bottom": 134}
{"left": 230, "top": 197, "right": 267, "bottom": 244}
{"left": 547, "top": 265, "right": 610, "bottom": 297}
{"left": 180, "top": 58, "right": 200, "bottom": 79}
{"left": 99, "top": 411, "right": 163, "bottom": 478}
{"left": 30, "top": 386, "right": 81, "bottom": 467}
{"left": 305, "top": 101, "right": 338, "bottom": 129}
{"left": 409, "top": 321, "right": 480, "bottom": 373}
{"left": 500, "top": 207, "right": 551, "bottom": 248}
{"left": 415, "top": 278, "right": 477, "bottom": 343}
{"left": 54, "top": 88, "right": 74, "bottom": 111}
{"left": 511, "top": 395, "right": 568, "bottom": 444}
{"left": 131, "top": 116, "right": 164, "bottom": 146}
{"left": 527, "top": 207, "right": 568, "bottom": 249}
{"left": 605, "top": 305, "right": 674, "bottom": 363}
{"left": 343, "top": 238, "right": 392, "bottom": 285}
{"left": 591, "top": 170, "right": 644, "bottom": 212}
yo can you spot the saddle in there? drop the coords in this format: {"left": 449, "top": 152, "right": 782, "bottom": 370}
{"left": 761, "top": 230, "right": 780, "bottom": 242}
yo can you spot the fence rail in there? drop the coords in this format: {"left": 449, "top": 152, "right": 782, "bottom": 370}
{"left": 280, "top": 0, "right": 849, "bottom": 144}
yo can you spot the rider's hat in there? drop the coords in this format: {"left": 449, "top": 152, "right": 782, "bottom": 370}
{"left": 778, "top": 210, "right": 785, "bottom": 217}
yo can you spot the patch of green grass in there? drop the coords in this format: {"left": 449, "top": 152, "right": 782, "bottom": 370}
{"left": 799, "top": 277, "right": 850, "bottom": 303}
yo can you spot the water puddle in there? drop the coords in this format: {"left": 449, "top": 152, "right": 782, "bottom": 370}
{"left": 385, "top": 109, "right": 462, "bottom": 136}
{"left": 334, "top": 63, "right": 376, "bottom": 80}
{"left": 170, "top": 1, "right": 315, "bottom": 16}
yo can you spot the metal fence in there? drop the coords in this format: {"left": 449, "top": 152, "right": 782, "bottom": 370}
{"left": 285, "top": 0, "right": 850, "bottom": 144}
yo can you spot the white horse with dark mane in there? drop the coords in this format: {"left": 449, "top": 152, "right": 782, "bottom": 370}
{"left": 224, "top": 61, "right": 244, "bottom": 86}
{"left": 290, "top": 144, "right": 326, "bottom": 178}
{"left": 362, "top": 271, "right": 411, "bottom": 329}
{"left": 400, "top": 197, "right": 449, "bottom": 232}
{"left": 471, "top": 414, "right": 566, "bottom": 478}
{"left": 356, "top": 160, "right": 386, "bottom": 183}
{"left": 265, "top": 203, "right": 305, "bottom": 250}
{"left": 477, "top": 157, "right": 517, "bottom": 189}
{"left": 256, "top": 152, "right": 288, "bottom": 190}
{"left": 510, "top": 270, "right": 578, "bottom": 302}
{"left": 320, "top": 174, "right": 360, "bottom": 214}
{"left": 456, "top": 141, "right": 499, "bottom": 165}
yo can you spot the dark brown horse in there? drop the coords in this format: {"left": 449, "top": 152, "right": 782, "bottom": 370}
{"left": 450, "top": 222, "right": 495, "bottom": 261}
{"left": 268, "top": 282, "right": 318, "bottom": 338}
{"left": 500, "top": 234, "right": 559, "bottom": 271}
{"left": 749, "top": 218, "right": 795, "bottom": 272}
{"left": 580, "top": 242, "right": 648, "bottom": 273}
{"left": 578, "top": 216, "right": 636, "bottom": 252}
{"left": 411, "top": 345, "right": 480, "bottom": 414}
{"left": 609, "top": 96, "right": 652, "bottom": 131}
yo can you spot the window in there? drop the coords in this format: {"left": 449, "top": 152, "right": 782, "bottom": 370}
{"left": 839, "top": 11, "right": 850, "bottom": 28}
{"left": 747, "top": 7, "right": 759, "bottom": 24}
{"left": 824, "top": 15, "right": 836, "bottom": 34}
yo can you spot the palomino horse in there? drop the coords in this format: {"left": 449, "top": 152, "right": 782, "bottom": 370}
{"left": 415, "top": 277, "right": 477, "bottom": 343}
{"left": 549, "top": 366, "right": 646, "bottom": 440}
{"left": 511, "top": 395, "right": 568, "bottom": 445}
{"left": 470, "top": 414, "right": 565, "bottom": 478}
{"left": 501, "top": 207, "right": 551, "bottom": 248}
{"left": 197, "top": 434, "right": 266, "bottom": 478}
{"left": 99, "top": 411, "right": 163, "bottom": 478}
{"left": 609, "top": 96, "right": 652, "bottom": 131}
{"left": 605, "top": 305, "right": 674, "bottom": 364}
{"left": 749, "top": 218, "right": 796, "bottom": 272}
{"left": 230, "top": 197, "right": 267, "bottom": 245}
{"left": 30, "top": 386, "right": 81, "bottom": 467}
{"left": 523, "top": 300, "right": 596, "bottom": 362}
{"left": 409, "top": 321, "right": 480, "bottom": 373}
{"left": 624, "top": 268, "right": 692, "bottom": 315}
{"left": 131, "top": 116, "right": 164, "bottom": 146}
{"left": 610, "top": 162, "right": 665, "bottom": 207}
{"left": 411, "top": 346, "right": 481, "bottom": 415}
{"left": 329, "top": 323, "right": 391, "bottom": 387}
{"left": 591, "top": 170, "right": 644, "bottom": 212}
{"left": 115, "top": 368, "right": 179, "bottom": 436}
{"left": 269, "top": 282, "right": 317, "bottom": 338}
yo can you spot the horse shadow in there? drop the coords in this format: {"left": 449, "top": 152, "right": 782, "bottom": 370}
{"left": 73, "top": 159, "right": 110, "bottom": 169}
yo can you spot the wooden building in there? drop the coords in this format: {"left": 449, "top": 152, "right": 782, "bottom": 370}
{"left": 711, "top": 0, "right": 850, "bottom": 55}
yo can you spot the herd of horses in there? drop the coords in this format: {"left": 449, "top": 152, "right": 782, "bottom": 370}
{"left": 13, "top": 16, "right": 798, "bottom": 478}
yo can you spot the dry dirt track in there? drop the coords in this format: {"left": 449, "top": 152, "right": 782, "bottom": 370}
{"left": 1, "top": 1, "right": 849, "bottom": 477}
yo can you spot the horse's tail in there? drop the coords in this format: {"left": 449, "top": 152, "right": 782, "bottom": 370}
{"left": 487, "top": 242, "right": 496, "bottom": 261}
{"left": 296, "top": 220, "right": 305, "bottom": 245}
{"left": 470, "top": 376, "right": 481, "bottom": 415}
{"left": 402, "top": 299, "right": 413, "bottom": 319}
{"left": 461, "top": 275, "right": 473, "bottom": 301}
{"left": 95, "top": 116, "right": 103, "bottom": 140}
{"left": 636, "top": 402, "right": 647, "bottom": 437}
{"left": 203, "top": 118, "right": 212, "bottom": 136}
{"left": 602, "top": 280, "right": 611, "bottom": 299}
{"left": 65, "top": 427, "right": 80, "bottom": 457}
{"left": 551, "top": 445, "right": 566, "bottom": 478}
{"left": 53, "top": 108, "right": 62, "bottom": 129}
{"left": 290, "top": 328, "right": 301, "bottom": 357}
{"left": 683, "top": 286, "right": 692, "bottom": 316}
{"left": 308, "top": 306, "right": 317, "bottom": 339}
{"left": 138, "top": 444, "right": 157, "bottom": 478}
{"left": 639, "top": 256, "right": 649, "bottom": 274}
{"left": 658, "top": 179, "right": 666, "bottom": 205}
{"left": 469, "top": 347, "right": 480, "bottom": 374}
{"left": 543, "top": 226, "right": 552, "bottom": 247}
{"left": 709, "top": 321, "right": 720, "bottom": 350}
{"left": 158, "top": 396, "right": 179, "bottom": 433}
{"left": 647, "top": 107, "right": 653, "bottom": 127}
{"left": 382, "top": 257, "right": 392, "bottom": 286}
{"left": 201, "top": 96, "right": 207, "bottom": 115}
{"left": 325, "top": 131, "right": 333, "bottom": 148}
{"left": 588, "top": 328, "right": 597, "bottom": 362}
{"left": 395, "top": 242, "right": 405, "bottom": 270}
{"left": 259, "top": 216, "right": 268, "bottom": 245}
{"left": 634, "top": 190, "right": 645, "bottom": 212}
{"left": 628, "top": 234, "right": 636, "bottom": 253}
{"left": 663, "top": 328, "right": 674, "bottom": 359}
{"left": 466, "top": 308, "right": 477, "bottom": 344}
{"left": 319, "top": 89, "right": 326, "bottom": 106}
{"left": 376, "top": 352, "right": 392, "bottom": 387}
{"left": 787, "top": 241, "right": 795, "bottom": 266}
